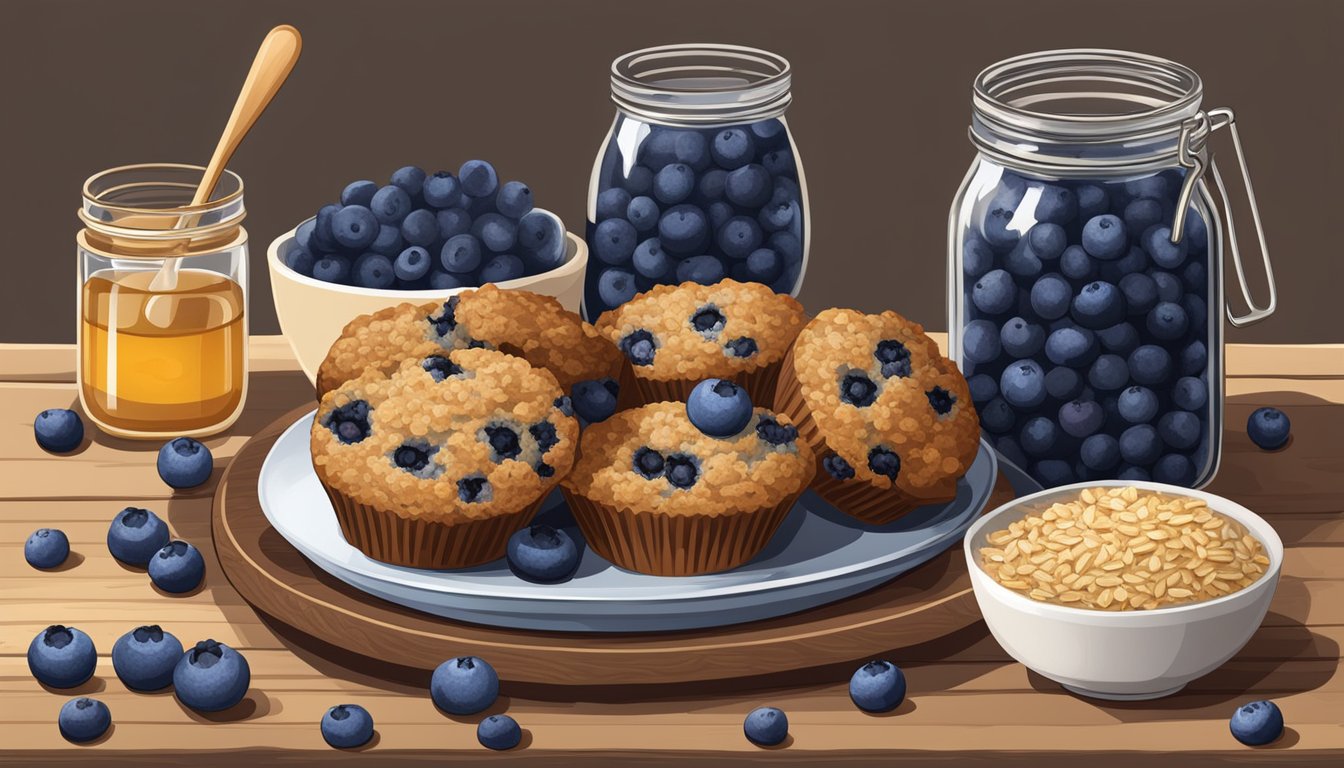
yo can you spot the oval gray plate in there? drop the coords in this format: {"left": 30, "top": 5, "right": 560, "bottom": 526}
{"left": 259, "top": 411, "right": 999, "bottom": 633}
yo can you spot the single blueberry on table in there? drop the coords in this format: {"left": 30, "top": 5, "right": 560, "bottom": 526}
{"left": 157, "top": 437, "right": 213, "bottom": 489}
{"left": 1097, "top": 321, "right": 1141, "bottom": 356}
{"left": 1119, "top": 424, "right": 1163, "bottom": 466}
{"left": 1030, "top": 273, "right": 1072, "bottom": 320}
{"left": 478, "top": 714, "right": 522, "bottom": 751}
{"left": 58, "top": 697, "right": 111, "bottom": 744}
{"left": 1059, "top": 245, "right": 1098, "bottom": 282}
{"left": 1146, "top": 301, "right": 1190, "bottom": 341}
{"left": 1032, "top": 459, "right": 1076, "bottom": 487}
{"left": 1080, "top": 433, "right": 1121, "bottom": 471}
{"left": 962, "top": 319, "right": 1002, "bottom": 364}
{"left": 321, "top": 704, "right": 374, "bottom": 749}
{"left": 1247, "top": 407, "right": 1291, "bottom": 450}
{"left": 653, "top": 163, "right": 696, "bottom": 205}
{"left": 394, "top": 246, "right": 432, "bottom": 282}
{"left": 1081, "top": 215, "right": 1127, "bottom": 260}
{"left": 1153, "top": 453, "right": 1196, "bottom": 485}
{"left": 390, "top": 165, "right": 427, "bottom": 198}
{"left": 1128, "top": 345, "right": 1173, "bottom": 386}
{"left": 148, "top": 540, "right": 205, "bottom": 594}
{"left": 1123, "top": 198, "right": 1164, "bottom": 240}
{"left": 369, "top": 186, "right": 413, "bottom": 226}
{"left": 1058, "top": 399, "right": 1105, "bottom": 438}
{"left": 849, "top": 660, "right": 906, "bottom": 713}
{"left": 676, "top": 255, "right": 726, "bottom": 285}
{"left": 312, "top": 256, "right": 351, "bottom": 284}
{"left": 979, "top": 398, "right": 1017, "bottom": 434}
{"left": 1045, "top": 367, "right": 1084, "bottom": 401}
{"left": 1088, "top": 354, "right": 1130, "bottom": 391}
{"left": 840, "top": 372, "right": 879, "bottom": 408}
{"left": 112, "top": 625, "right": 183, "bottom": 692}
{"left": 458, "top": 160, "right": 499, "bottom": 198}
{"left": 744, "top": 248, "right": 783, "bottom": 283}
{"left": 399, "top": 209, "right": 438, "bottom": 248}
{"left": 1044, "top": 326, "right": 1098, "bottom": 368}
{"left": 353, "top": 253, "right": 396, "bottom": 289}
{"left": 479, "top": 254, "right": 525, "bottom": 284}
{"left": 1019, "top": 416, "right": 1058, "bottom": 457}
{"left": 725, "top": 164, "right": 773, "bottom": 208}
{"left": 1158, "top": 410, "right": 1202, "bottom": 450}
{"left": 25, "top": 528, "right": 70, "bottom": 569}
{"left": 422, "top": 171, "right": 462, "bottom": 209}
{"left": 507, "top": 524, "right": 581, "bottom": 583}
{"left": 718, "top": 216, "right": 764, "bottom": 259}
{"left": 1000, "top": 317, "right": 1045, "bottom": 358}
{"left": 626, "top": 196, "right": 660, "bottom": 233}
{"left": 1072, "top": 281, "right": 1128, "bottom": 329}
{"left": 1172, "top": 376, "right": 1208, "bottom": 412}
{"left": 34, "top": 409, "right": 84, "bottom": 453}
{"left": 664, "top": 453, "right": 700, "bottom": 489}
{"left": 571, "top": 378, "right": 620, "bottom": 424}
{"left": 107, "top": 506, "right": 170, "bottom": 566}
{"left": 1075, "top": 184, "right": 1109, "bottom": 221}
{"left": 688, "top": 379, "right": 754, "bottom": 437}
{"left": 495, "top": 181, "right": 534, "bottom": 219}
{"left": 744, "top": 706, "right": 789, "bottom": 746}
{"left": 963, "top": 235, "right": 995, "bottom": 279}
{"left": 972, "top": 269, "right": 1017, "bottom": 315}
{"left": 1143, "top": 224, "right": 1188, "bottom": 269}
{"left": 823, "top": 454, "right": 856, "bottom": 480}
{"left": 712, "top": 127, "right": 755, "bottom": 169}
{"left": 174, "top": 639, "right": 250, "bottom": 712}
{"left": 341, "top": 179, "right": 377, "bottom": 208}
{"left": 1118, "top": 386, "right": 1160, "bottom": 424}
{"left": 658, "top": 204, "right": 710, "bottom": 255}
{"left": 28, "top": 625, "right": 97, "bottom": 689}
{"left": 1229, "top": 700, "right": 1284, "bottom": 746}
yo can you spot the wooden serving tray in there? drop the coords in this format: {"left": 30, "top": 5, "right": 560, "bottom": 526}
{"left": 213, "top": 405, "right": 1012, "bottom": 686}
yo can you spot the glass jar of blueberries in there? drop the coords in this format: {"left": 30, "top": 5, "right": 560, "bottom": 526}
{"left": 584, "top": 44, "right": 809, "bottom": 319}
{"left": 949, "top": 50, "right": 1276, "bottom": 489}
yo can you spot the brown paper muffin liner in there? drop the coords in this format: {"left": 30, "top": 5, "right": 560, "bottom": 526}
{"left": 628, "top": 360, "right": 783, "bottom": 408}
{"left": 321, "top": 483, "right": 544, "bottom": 570}
{"left": 773, "top": 342, "right": 828, "bottom": 456}
{"left": 561, "top": 487, "right": 801, "bottom": 576}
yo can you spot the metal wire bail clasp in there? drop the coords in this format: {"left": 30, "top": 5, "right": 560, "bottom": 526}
{"left": 1172, "top": 108, "right": 1277, "bottom": 327}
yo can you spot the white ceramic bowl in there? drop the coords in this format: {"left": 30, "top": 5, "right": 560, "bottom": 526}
{"left": 267, "top": 209, "right": 587, "bottom": 385}
{"left": 963, "top": 479, "right": 1282, "bottom": 700}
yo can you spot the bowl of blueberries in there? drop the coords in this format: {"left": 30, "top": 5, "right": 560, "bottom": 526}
{"left": 268, "top": 160, "right": 587, "bottom": 384}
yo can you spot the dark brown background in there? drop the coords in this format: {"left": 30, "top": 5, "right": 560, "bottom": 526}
{"left": 2, "top": 0, "right": 1338, "bottom": 343}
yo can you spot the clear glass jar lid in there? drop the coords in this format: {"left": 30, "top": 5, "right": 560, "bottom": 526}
{"left": 610, "top": 44, "right": 792, "bottom": 126}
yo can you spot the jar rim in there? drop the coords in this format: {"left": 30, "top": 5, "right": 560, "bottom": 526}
{"left": 970, "top": 49, "right": 1206, "bottom": 175}
{"left": 80, "top": 163, "right": 245, "bottom": 241}
{"left": 610, "top": 43, "right": 792, "bottom": 125}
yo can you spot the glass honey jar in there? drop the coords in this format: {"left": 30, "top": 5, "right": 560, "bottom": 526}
{"left": 76, "top": 163, "right": 249, "bottom": 439}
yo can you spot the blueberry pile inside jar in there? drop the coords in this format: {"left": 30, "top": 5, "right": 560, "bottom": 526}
{"left": 585, "top": 44, "right": 807, "bottom": 319}
{"left": 959, "top": 169, "right": 1213, "bottom": 488}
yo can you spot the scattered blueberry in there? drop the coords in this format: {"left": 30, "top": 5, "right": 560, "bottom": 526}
{"left": 25, "top": 528, "right": 70, "bottom": 569}
{"left": 1229, "top": 699, "right": 1284, "bottom": 746}
{"left": 148, "top": 540, "right": 205, "bottom": 594}
{"left": 478, "top": 714, "right": 522, "bottom": 751}
{"left": 111, "top": 625, "right": 183, "bottom": 691}
{"left": 571, "top": 378, "right": 620, "bottom": 424}
{"left": 744, "top": 706, "right": 789, "bottom": 746}
{"left": 322, "top": 704, "right": 374, "bottom": 749}
{"left": 1247, "top": 407, "right": 1291, "bottom": 450}
{"left": 157, "top": 437, "right": 213, "bottom": 489}
{"left": 431, "top": 656, "right": 498, "bottom": 715}
{"left": 107, "top": 507, "right": 170, "bottom": 566}
{"left": 28, "top": 625, "right": 97, "bottom": 689}
{"left": 34, "top": 409, "right": 84, "bottom": 453}
{"left": 174, "top": 639, "right": 250, "bottom": 712}
{"left": 507, "top": 524, "right": 580, "bottom": 583}
{"left": 58, "top": 697, "right": 111, "bottom": 743}
{"left": 849, "top": 660, "right": 906, "bottom": 713}
{"left": 687, "top": 379, "right": 753, "bottom": 437}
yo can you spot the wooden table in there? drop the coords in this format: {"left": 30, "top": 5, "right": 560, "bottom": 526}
{"left": 2, "top": 336, "right": 1341, "bottom": 765}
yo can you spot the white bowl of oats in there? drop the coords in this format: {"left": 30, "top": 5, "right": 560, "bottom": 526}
{"left": 964, "top": 480, "right": 1282, "bottom": 701}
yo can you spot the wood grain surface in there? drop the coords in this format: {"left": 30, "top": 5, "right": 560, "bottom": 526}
{"left": 1, "top": 336, "right": 1341, "bottom": 765}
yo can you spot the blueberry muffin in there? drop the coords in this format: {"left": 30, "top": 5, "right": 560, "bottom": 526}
{"left": 561, "top": 394, "right": 814, "bottom": 576}
{"left": 776, "top": 308, "right": 980, "bottom": 525}
{"left": 595, "top": 278, "right": 806, "bottom": 406}
{"left": 311, "top": 348, "right": 579, "bottom": 569}
{"left": 315, "top": 285, "right": 625, "bottom": 404}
